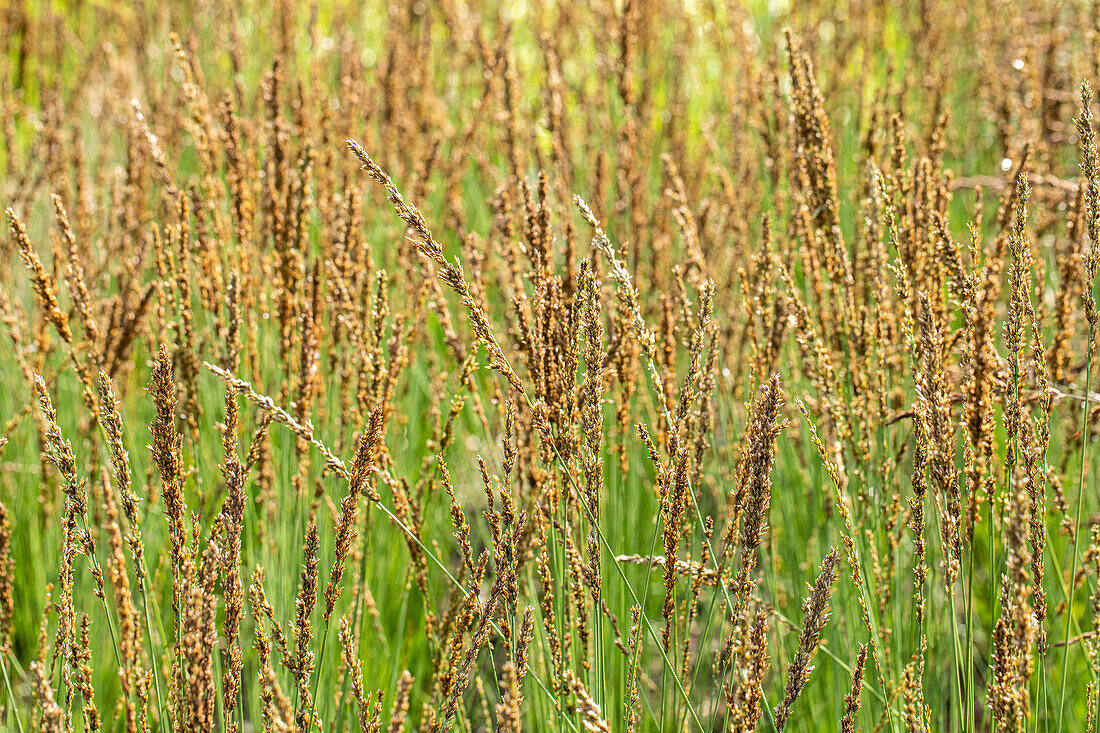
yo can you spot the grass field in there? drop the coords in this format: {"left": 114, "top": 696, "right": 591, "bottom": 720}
{"left": 1, "top": 0, "right": 1099, "bottom": 731}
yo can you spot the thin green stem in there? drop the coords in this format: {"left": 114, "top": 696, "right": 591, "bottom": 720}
{"left": 1, "top": 655, "right": 25, "bottom": 733}
{"left": 1057, "top": 327, "right": 1093, "bottom": 733}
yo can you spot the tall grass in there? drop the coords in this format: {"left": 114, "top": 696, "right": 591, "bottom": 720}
{"left": 0, "top": 1, "right": 1098, "bottom": 731}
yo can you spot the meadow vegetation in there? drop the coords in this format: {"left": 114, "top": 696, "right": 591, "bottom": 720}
{"left": 1, "top": 1, "right": 1100, "bottom": 731}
